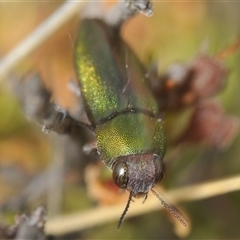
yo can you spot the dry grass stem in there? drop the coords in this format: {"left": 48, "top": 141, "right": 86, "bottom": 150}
{"left": 45, "top": 174, "right": 240, "bottom": 235}
{"left": 0, "top": 1, "right": 86, "bottom": 81}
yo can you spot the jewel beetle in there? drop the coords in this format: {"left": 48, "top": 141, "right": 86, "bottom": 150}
{"left": 75, "top": 19, "right": 186, "bottom": 228}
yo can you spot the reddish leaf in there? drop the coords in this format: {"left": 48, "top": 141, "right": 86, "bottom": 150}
{"left": 177, "top": 101, "right": 239, "bottom": 148}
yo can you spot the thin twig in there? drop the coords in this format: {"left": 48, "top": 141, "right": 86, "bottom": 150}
{"left": 45, "top": 174, "right": 240, "bottom": 235}
{"left": 0, "top": 1, "right": 86, "bottom": 81}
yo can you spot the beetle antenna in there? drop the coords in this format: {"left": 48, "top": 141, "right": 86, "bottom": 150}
{"left": 151, "top": 189, "right": 187, "bottom": 227}
{"left": 118, "top": 191, "right": 133, "bottom": 229}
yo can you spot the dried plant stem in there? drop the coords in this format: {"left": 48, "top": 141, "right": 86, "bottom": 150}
{"left": 0, "top": 1, "right": 86, "bottom": 81}
{"left": 45, "top": 174, "right": 240, "bottom": 236}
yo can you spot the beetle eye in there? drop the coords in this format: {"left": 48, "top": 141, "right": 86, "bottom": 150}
{"left": 112, "top": 162, "right": 128, "bottom": 189}
{"left": 153, "top": 155, "right": 165, "bottom": 183}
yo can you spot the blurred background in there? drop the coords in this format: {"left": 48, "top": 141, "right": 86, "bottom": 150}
{"left": 0, "top": 1, "right": 240, "bottom": 239}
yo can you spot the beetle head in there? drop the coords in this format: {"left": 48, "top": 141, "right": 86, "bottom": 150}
{"left": 112, "top": 153, "right": 165, "bottom": 196}
{"left": 112, "top": 153, "right": 187, "bottom": 229}
{"left": 112, "top": 153, "right": 164, "bottom": 229}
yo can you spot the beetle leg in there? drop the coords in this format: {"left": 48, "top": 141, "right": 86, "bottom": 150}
{"left": 66, "top": 79, "right": 91, "bottom": 127}
{"left": 83, "top": 141, "right": 98, "bottom": 156}
{"left": 67, "top": 80, "right": 81, "bottom": 97}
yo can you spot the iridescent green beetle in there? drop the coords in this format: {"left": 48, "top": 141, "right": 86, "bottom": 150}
{"left": 75, "top": 19, "right": 185, "bottom": 227}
